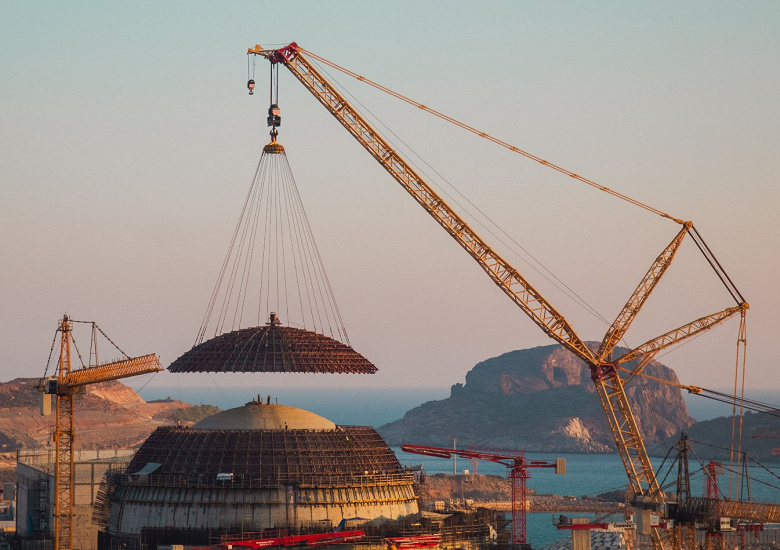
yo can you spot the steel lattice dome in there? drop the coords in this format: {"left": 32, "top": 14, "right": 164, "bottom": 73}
{"left": 168, "top": 317, "right": 377, "bottom": 374}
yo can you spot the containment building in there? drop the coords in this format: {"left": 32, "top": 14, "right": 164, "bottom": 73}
{"left": 97, "top": 399, "right": 418, "bottom": 548}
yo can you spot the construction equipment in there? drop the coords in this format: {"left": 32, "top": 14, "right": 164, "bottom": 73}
{"left": 247, "top": 43, "right": 751, "bottom": 549}
{"left": 206, "top": 530, "right": 365, "bottom": 549}
{"left": 751, "top": 428, "right": 780, "bottom": 455}
{"left": 383, "top": 535, "right": 442, "bottom": 550}
{"left": 401, "top": 444, "right": 564, "bottom": 548}
{"left": 554, "top": 515, "right": 638, "bottom": 550}
{"left": 660, "top": 434, "right": 780, "bottom": 548}
{"left": 40, "top": 314, "right": 163, "bottom": 550}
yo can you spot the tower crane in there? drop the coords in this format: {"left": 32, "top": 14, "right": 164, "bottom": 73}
{"left": 247, "top": 43, "right": 750, "bottom": 550}
{"left": 401, "top": 444, "right": 564, "bottom": 549}
{"left": 39, "top": 314, "right": 163, "bottom": 550}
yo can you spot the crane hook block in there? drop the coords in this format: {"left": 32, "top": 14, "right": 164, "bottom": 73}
{"left": 267, "top": 104, "right": 281, "bottom": 127}
{"left": 247, "top": 79, "right": 256, "bottom": 95}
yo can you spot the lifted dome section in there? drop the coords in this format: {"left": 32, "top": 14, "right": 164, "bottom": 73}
{"left": 168, "top": 319, "right": 377, "bottom": 374}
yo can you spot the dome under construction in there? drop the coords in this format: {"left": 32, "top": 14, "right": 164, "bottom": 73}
{"left": 169, "top": 313, "right": 377, "bottom": 374}
{"left": 96, "top": 400, "right": 418, "bottom": 547}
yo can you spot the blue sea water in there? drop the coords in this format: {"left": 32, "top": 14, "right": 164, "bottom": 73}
{"left": 395, "top": 448, "right": 780, "bottom": 548}
{"left": 135, "top": 385, "right": 449, "bottom": 428}
{"left": 135, "top": 385, "right": 780, "bottom": 549}
{"left": 135, "top": 385, "right": 780, "bottom": 428}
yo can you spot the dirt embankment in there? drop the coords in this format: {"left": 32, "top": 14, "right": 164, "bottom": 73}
{"left": 416, "top": 473, "right": 626, "bottom": 514}
{"left": 0, "top": 378, "right": 195, "bottom": 454}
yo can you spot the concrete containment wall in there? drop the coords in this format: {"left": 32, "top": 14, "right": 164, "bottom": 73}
{"left": 109, "top": 476, "right": 418, "bottom": 534}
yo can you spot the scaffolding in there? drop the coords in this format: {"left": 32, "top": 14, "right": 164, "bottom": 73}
{"left": 120, "top": 426, "right": 402, "bottom": 484}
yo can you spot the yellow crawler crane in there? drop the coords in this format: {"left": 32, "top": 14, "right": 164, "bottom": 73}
{"left": 41, "top": 314, "right": 163, "bottom": 550}
{"left": 247, "top": 43, "right": 755, "bottom": 550}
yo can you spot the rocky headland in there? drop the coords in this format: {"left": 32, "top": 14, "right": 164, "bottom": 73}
{"left": 378, "top": 343, "right": 694, "bottom": 453}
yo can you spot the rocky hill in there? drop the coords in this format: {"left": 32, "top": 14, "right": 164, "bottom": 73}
{"left": 647, "top": 411, "right": 780, "bottom": 463}
{"left": 0, "top": 378, "right": 195, "bottom": 452}
{"left": 378, "top": 343, "right": 694, "bottom": 453}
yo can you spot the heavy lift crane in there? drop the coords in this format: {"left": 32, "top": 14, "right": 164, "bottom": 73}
{"left": 247, "top": 43, "right": 751, "bottom": 549}
{"left": 39, "top": 315, "right": 163, "bottom": 550}
{"left": 401, "top": 444, "right": 565, "bottom": 548}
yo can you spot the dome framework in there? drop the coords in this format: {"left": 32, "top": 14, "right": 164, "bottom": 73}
{"left": 96, "top": 404, "right": 419, "bottom": 541}
{"left": 168, "top": 314, "right": 377, "bottom": 374}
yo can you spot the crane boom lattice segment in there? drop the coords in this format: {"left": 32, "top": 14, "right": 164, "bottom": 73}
{"left": 598, "top": 223, "right": 691, "bottom": 361}
{"left": 615, "top": 304, "right": 747, "bottom": 366}
{"left": 54, "top": 317, "right": 74, "bottom": 550}
{"left": 63, "top": 354, "right": 162, "bottom": 387}
{"left": 681, "top": 497, "right": 780, "bottom": 524}
{"left": 249, "top": 44, "right": 596, "bottom": 366}
{"left": 592, "top": 369, "right": 660, "bottom": 497}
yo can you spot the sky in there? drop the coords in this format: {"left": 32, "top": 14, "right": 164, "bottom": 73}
{"left": 2, "top": 2, "right": 779, "bottom": 402}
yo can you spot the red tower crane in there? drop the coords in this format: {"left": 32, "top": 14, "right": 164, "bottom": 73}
{"left": 401, "top": 444, "right": 565, "bottom": 548}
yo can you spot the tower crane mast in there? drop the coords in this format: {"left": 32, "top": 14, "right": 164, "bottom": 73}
{"left": 248, "top": 43, "right": 748, "bottom": 550}
{"left": 41, "top": 315, "right": 163, "bottom": 550}
{"left": 401, "top": 444, "right": 564, "bottom": 549}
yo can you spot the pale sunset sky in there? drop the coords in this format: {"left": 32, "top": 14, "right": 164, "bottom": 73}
{"left": 2, "top": 3, "right": 778, "bottom": 400}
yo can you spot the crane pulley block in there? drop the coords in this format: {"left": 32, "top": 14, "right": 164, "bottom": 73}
{"left": 267, "top": 104, "right": 281, "bottom": 127}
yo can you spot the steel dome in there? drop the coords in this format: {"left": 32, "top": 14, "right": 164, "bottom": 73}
{"left": 168, "top": 315, "right": 377, "bottom": 374}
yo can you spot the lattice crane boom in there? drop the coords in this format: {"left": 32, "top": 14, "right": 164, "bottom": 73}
{"left": 247, "top": 43, "right": 596, "bottom": 367}
{"left": 597, "top": 223, "right": 691, "bottom": 361}
{"left": 614, "top": 305, "right": 746, "bottom": 367}
{"left": 60, "top": 353, "right": 162, "bottom": 387}
{"left": 249, "top": 43, "right": 748, "bottom": 550}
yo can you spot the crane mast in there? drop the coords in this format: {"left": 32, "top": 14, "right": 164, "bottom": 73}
{"left": 249, "top": 43, "right": 748, "bottom": 550}
{"left": 401, "top": 444, "right": 564, "bottom": 548}
{"left": 54, "top": 317, "right": 74, "bottom": 550}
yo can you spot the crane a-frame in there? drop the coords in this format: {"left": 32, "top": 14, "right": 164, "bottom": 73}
{"left": 40, "top": 314, "right": 163, "bottom": 550}
{"left": 248, "top": 42, "right": 749, "bottom": 550}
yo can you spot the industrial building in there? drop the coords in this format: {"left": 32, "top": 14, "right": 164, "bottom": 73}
{"left": 95, "top": 399, "right": 419, "bottom": 549}
{"left": 16, "top": 449, "right": 135, "bottom": 550}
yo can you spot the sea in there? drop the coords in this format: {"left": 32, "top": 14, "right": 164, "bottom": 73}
{"left": 134, "top": 384, "right": 780, "bottom": 549}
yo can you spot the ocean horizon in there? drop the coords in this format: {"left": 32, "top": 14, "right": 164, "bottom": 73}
{"left": 134, "top": 384, "right": 776, "bottom": 428}
{"left": 135, "top": 384, "right": 449, "bottom": 428}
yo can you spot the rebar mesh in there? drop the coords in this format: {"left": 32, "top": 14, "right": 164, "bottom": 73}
{"left": 125, "top": 426, "right": 400, "bottom": 483}
{"left": 168, "top": 323, "right": 377, "bottom": 374}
